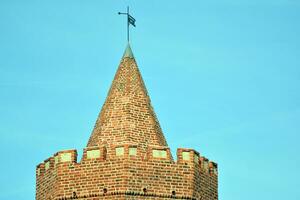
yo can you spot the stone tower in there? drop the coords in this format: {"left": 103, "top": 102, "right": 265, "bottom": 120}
{"left": 36, "top": 44, "right": 218, "bottom": 200}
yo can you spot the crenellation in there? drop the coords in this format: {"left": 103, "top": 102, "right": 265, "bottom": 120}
{"left": 101, "top": 144, "right": 143, "bottom": 161}
{"left": 82, "top": 146, "right": 106, "bottom": 161}
{"left": 147, "top": 146, "right": 172, "bottom": 161}
{"left": 36, "top": 163, "right": 45, "bottom": 176}
{"left": 43, "top": 156, "right": 55, "bottom": 172}
{"left": 55, "top": 149, "right": 78, "bottom": 164}
{"left": 209, "top": 162, "right": 218, "bottom": 176}
{"left": 200, "top": 156, "right": 209, "bottom": 172}
{"left": 177, "top": 148, "right": 200, "bottom": 166}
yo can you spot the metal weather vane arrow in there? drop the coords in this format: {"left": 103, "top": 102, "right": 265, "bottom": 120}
{"left": 118, "top": 6, "right": 136, "bottom": 42}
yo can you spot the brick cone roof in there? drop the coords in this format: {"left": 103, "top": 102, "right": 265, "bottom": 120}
{"left": 87, "top": 44, "right": 168, "bottom": 150}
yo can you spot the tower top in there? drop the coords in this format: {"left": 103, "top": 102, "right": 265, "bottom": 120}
{"left": 87, "top": 44, "right": 167, "bottom": 152}
{"left": 36, "top": 38, "right": 218, "bottom": 200}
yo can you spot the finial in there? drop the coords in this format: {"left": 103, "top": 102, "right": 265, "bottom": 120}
{"left": 118, "top": 6, "right": 136, "bottom": 42}
{"left": 122, "top": 43, "right": 134, "bottom": 59}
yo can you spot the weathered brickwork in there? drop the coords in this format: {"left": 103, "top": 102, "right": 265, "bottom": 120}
{"left": 36, "top": 45, "right": 218, "bottom": 200}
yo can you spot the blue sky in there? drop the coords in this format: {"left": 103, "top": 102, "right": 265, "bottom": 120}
{"left": 0, "top": 0, "right": 300, "bottom": 199}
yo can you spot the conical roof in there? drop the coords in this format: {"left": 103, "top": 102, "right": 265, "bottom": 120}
{"left": 87, "top": 44, "right": 168, "bottom": 151}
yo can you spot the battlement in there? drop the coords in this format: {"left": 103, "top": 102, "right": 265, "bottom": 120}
{"left": 37, "top": 146, "right": 217, "bottom": 175}
{"left": 36, "top": 149, "right": 77, "bottom": 175}
{"left": 36, "top": 147, "right": 218, "bottom": 174}
{"left": 36, "top": 145, "right": 217, "bottom": 200}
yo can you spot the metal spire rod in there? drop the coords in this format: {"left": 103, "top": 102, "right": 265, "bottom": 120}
{"left": 118, "top": 6, "right": 136, "bottom": 42}
{"left": 127, "top": 6, "right": 129, "bottom": 42}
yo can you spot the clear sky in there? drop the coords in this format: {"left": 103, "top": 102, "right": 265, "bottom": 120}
{"left": 0, "top": 0, "right": 299, "bottom": 199}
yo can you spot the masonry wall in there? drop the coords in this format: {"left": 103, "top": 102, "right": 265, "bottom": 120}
{"left": 36, "top": 146, "right": 217, "bottom": 200}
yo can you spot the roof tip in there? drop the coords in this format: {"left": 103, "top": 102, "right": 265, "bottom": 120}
{"left": 122, "top": 43, "right": 134, "bottom": 59}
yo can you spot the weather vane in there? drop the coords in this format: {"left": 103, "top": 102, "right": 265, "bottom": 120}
{"left": 118, "top": 6, "right": 136, "bottom": 42}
